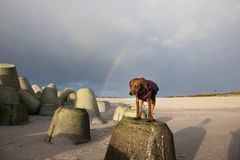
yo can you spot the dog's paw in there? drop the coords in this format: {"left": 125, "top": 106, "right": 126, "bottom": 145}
{"left": 134, "top": 117, "right": 141, "bottom": 120}
{"left": 147, "top": 118, "right": 155, "bottom": 122}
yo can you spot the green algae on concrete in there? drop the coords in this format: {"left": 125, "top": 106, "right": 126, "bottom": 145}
{"left": 0, "top": 104, "right": 28, "bottom": 125}
{"left": 18, "top": 89, "right": 40, "bottom": 114}
{"left": 104, "top": 117, "right": 176, "bottom": 160}
{"left": 18, "top": 76, "right": 35, "bottom": 96}
{"left": 11, "top": 103, "right": 29, "bottom": 125}
{"left": 0, "top": 63, "right": 21, "bottom": 89}
{"left": 0, "top": 87, "right": 20, "bottom": 105}
{"left": 41, "top": 87, "right": 58, "bottom": 105}
{"left": 0, "top": 105, "right": 11, "bottom": 125}
{"left": 39, "top": 104, "right": 58, "bottom": 116}
{"left": 46, "top": 107, "right": 90, "bottom": 144}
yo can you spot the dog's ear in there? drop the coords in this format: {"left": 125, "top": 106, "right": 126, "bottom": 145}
{"left": 140, "top": 77, "right": 148, "bottom": 90}
{"left": 129, "top": 79, "right": 132, "bottom": 86}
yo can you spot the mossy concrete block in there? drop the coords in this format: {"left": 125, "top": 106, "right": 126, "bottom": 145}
{"left": 57, "top": 90, "right": 62, "bottom": 98}
{"left": 97, "top": 101, "right": 110, "bottom": 113}
{"left": 11, "top": 103, "right": 29, "bottom": 125}
{"left": 0, "top": 104, "right": 28, "bottom": 125}
{"left": 18, "top": 89, "right": 40, "bottom": 114}
{"left": 41, "top": 87, "right": 58, "bottom": 105}
{"left": 75, "top": 88, "right": 104, "bottom": 124}
{"left": 18, "top": 76, "right": 35, "bottom": 96}
{"left": 58, "top": 89, "right": 74, "bottom": 105}
{"left": 113, "top": 106, "right": 130, "bottom": 121}
{"left": 0, "top": 87, "right": 20, "bottom": 105}
{"left": 105, "top": 117, "right": 176, "bottom": 160}
{"left": 32, "top": 84, "right": 42, "bottom": 95}
{"left": 46, "top": 107, "right": 90, "bottom": 144}
{"left": 47, "top": 83, "right": 57, "bottom": 89}
{"left": 123, "top": 108, "right": 147, "bottom": 119}
{"left": 67, "top": 92, "right": 76, "bottom": 104}
{"left": 0, "top": 63, "right": 21, "bottom": 89}
{"left": 39, "top": 104, "right": 58, "bottom": 116}
{"left": 0, "top": 105, "right": 11, "bottom": 125}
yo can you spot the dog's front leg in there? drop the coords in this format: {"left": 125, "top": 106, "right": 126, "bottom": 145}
{"left": 139, "top": 99, "right": 144, "bottom": 119}
{"left": 135, "top": 97, "right": 141, "bottom": 119}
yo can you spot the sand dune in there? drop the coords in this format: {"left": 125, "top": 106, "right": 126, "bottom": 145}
{"left": 1, "top": 97, "right": 240, "bottom": 160}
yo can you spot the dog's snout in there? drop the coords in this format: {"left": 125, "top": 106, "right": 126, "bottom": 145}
{"left": 129, "top": 91, "right": 134, "bottom": 96}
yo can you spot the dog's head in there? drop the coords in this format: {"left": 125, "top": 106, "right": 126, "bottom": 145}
{"left": 129, "top": 77, "right": 148, "bottom": 96}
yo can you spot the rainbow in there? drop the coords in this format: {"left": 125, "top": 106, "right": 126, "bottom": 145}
{"left": 100, "top": 35, "right": 140, "bottom": 96}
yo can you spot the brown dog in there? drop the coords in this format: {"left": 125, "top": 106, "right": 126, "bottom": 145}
{"left": 129, "top": 77, "right": 159, "bottom": 122}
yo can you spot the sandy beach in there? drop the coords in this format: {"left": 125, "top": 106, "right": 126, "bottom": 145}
{"left": 1, "top": 97, "right": 240, "bottom": 160}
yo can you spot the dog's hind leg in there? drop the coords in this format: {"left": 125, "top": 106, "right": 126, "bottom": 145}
{"left": 150, "top": 97, "right": 156, "bottom": 121}
{"left": 147, "top": 99, "right": 152, "bottom": 122}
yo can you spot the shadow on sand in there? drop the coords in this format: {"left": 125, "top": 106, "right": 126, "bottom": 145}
{"left": 228, "top": 128, "right": 240, "bottom": 160}
{"left": 174, "top": 118, "right": 211, "bottom": 160}
{"left": 156, "top": 116, "right": 173, "bottom": 123}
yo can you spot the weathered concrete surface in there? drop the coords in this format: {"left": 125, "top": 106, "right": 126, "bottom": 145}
{"left": 113, "top": 106, "right": 146, "bottom": 121}
{"left": 105, "top": 117, "right": 176, "bottom": 160}
{"left": 75, "top": 88, "right": 104, "bottom": 124}
{"left": 32, "top": 84, "right": 42, "bottom": 95}
{"left": 0, "top": 87, "right": 20, "bottom": 105}
{"left": 0, "top": 104, "right": 28, "bottom": 125}
{"left": 58, "top": 89, "right": 74, "bottom": 105}
{"left": 113, "top": 106, "right": 130, "bottom": 121}
{"left": 39, "top": 104, "right": 58, "bottom": 116}
{"left": 46, "top": 107, "right": 90, "bottom": 144}
{"left": 18, "top": 89, "right": 40, "bottom": 114}
{"left": 18, "top": 76, "right": 35, "bottom": 96}
{"left": 41, "top": 87, "right": 58, "bottom": 105}
{"left": 123, "top": 108, "right": 147, "bottom": 119}
{"left": 0, "top": 63, "right": 21, "bottom": 89}
{"left": 97, "top": 101, "right": 110, "bottom": 113}
{"left": 47, "top": 83, "right": 57, "bottom": 89}
{"left": 11, "top": 103, "right": 29, "bottom": 125}
{"left": 0, "top": 105, "right": 11, "bottom": 125}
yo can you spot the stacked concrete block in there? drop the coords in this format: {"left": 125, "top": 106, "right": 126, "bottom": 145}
{"left": 75, "top": 88, "right": 104, "bottom": 124}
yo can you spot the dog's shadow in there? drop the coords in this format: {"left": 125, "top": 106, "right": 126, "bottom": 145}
{"left": 174, "top": 118, "right": 211, "bottom": 160}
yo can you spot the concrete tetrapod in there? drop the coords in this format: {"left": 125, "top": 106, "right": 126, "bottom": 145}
{"left": 66, "top": 92, "right": 77, "bottom": 106}
{"left": 58, "top": 89, "right": 74, "bottom": 105}
{"left": 40, "top": 87, "right": 58, "bottom": 105}
{"left": 18, "top": 89, "right": 41, "bottom": 114}
{"left": 47, "top": 83, "right": 57, "bottom": 89}
{"left": 32, "top": 84, "right": 42, "bottom": 96}
{"left": 18, "top": 76, "right": 35, "bottom": 96}
{"left": 123, "top": 108, "right": 147, "bottom": 119}
{"left": 104, "top": 117, "right": 176, "bottom": 160}
{"left": 0, "top": 87, "right": 20, "bottom": 105}
{"left": 39, "top": 87, "right": 58, "bottom": 116}
{"left": 75, "top": 88, "right": 104, "bottom": 124}
{"left": 0, "top": 63, "right": 20, "bottom": 89}
{"left": 97, "top": 101, "right": 110, "bottom": 113}
{"left": 46, "top": 107, "right": 90, "bottom": 144}
{"left": 112, "top": 106, "right": 130, "bottom": 121}
{"left": 0, "top": 104, "right": 28, "bottom": 125}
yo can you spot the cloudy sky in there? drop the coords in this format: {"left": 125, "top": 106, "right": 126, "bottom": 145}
{"left": 1, "top": 0, "right": 240, "bottom": 97}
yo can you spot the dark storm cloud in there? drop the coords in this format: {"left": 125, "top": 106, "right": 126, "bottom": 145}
{"left": 1, "top": 0, "right": 240, "bottom": 96}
